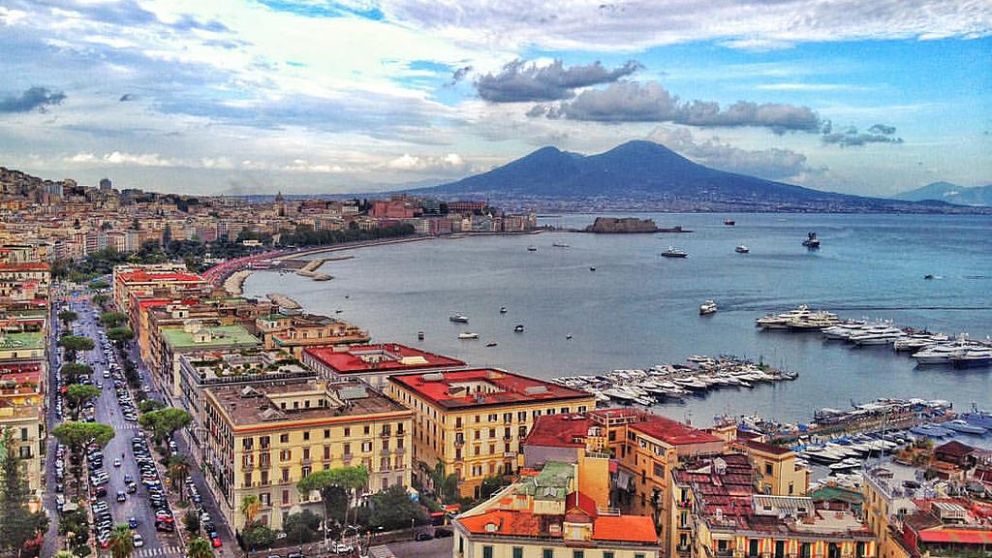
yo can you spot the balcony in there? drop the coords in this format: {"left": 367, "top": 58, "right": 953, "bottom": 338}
{"left": 379, "top": 431, "right": 391, "bottom": 438}
{"left": 454, "top": 439, "right": 465, "bottom": 447}
{"left": 504, "top": 451, "right": 517, "bottom": 458}
{"left": 395, "top": 447, "right": 405, "bottom": 455}
{"left": 242, "top": 463, "right": 254, "bottom": 472}
{"left": 395, "top": 430, "right": 405, "bottom": 437}
{"left": 343, "top": 453, "right": 353, "bottom": 462}
{"left": 300, "top": 457, "right": 312, "bottom": 466}
{"left": 503, "top": 434, "right": 512, "bottom": 441}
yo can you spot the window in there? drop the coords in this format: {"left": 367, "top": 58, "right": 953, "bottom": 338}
{"left": 280, "top": 433, "right": 289, "bottom": 443}
{"left": 482, "top": 546, "right": 493, "bottom": 558}
{"left": 344, "top": 427, "right": 351, "bottom": 437}
{"left": 512, "top": 548, "right": 523, "bottom": 558}
{"left": 324, "top": 429, "right": 330, "bottom": 438}
{"left": 603, "top": 553, "right": 615, "bottom": 558}
{"left": 800, "top": 543, "right": 812, "bottom": 558}
{"left": 324, "top": 446, "right": 331, "bottom": 459}
{"left": 542, "top": 550, "right": 554, "bottom": 558}
{"left": 242, "top": 437, "right": 253, "bottom": 450}
{"left": 303, "top": 431, "right": 310, "bottom": 441}
{"left": 364, "top": 425, "right": 370, "bottom": 435}
{"left": 343, "top": 443, "right": 351, "bottom": 455}
{"left": 765, "top": 462, "right": 773, "bottom": 475}
{"left": 260, "top": 436, "right": 270, "bottom": 448}
{"left": 572, "top": 551, "right": 584, "bottom": 558}
{"left": 281, "top": 468, "right": 289, "bottom": 482}
{"left": 282, "top": 490, "right": 289, "bottom": 505}
{"left": 856, "top": 542, "right": 866, "bottom": 558}
{"left": 748, "top": 539, "right": 759, "bottom": 558}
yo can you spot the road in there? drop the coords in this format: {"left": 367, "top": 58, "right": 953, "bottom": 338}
{"left": 47, "top": 291, "right": 182, "bottom": 558}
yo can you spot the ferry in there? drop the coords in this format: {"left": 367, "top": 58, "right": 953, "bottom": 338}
{"left": 802, "top": 232, "right": 821, "bottom": 249}
{"left": 661, "top": 247, "right": 687, "bottom": 258}
{"left": 735, "top": 245, "right": 749, "bottom": 254}
{"left": 699, "top": 300, "right": 718, "bottom": 315}
{"left": 449, "top": 314, "right": 469, "bottom": 323}
{"left": 458, "top": 332, "right": 479, "bottom": 340}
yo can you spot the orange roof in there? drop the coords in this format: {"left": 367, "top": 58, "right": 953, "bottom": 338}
{"left": 918, "top": 528, "right": 992, "bottom": 545}
{"left": 305, "top": 343, "right": 464, "bottom": 374}
{"left": 117, "top": 270, "right": 204, "bottom": 284}
{"left": 0, "top": 262, "right": 50, "bottom": 272}
{"left": 630, "top": 415, "right": 722, "bottom": 446}
{"left": 593, "top": 515, "right": 657, "bottom": 543}
{"left": 389, "top": 368, "right": 591, "bottom": 409}
{"left": 525, "top": 414, "right": 592, "bottom": 448}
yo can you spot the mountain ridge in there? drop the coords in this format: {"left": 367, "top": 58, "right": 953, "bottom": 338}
{"left": 894, "top": 181, "right": 992, "bottom": 206}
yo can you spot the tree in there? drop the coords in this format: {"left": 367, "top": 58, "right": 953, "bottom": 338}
{"left": 100, "top": 312, "right": 128, "bottom": 328}
{"left": 167, "top": 455, "right": 190, "bottom": 500}
{"left": 51, "top": 422, "right": 114, "bottom": 497}
{"left": 369, "top": 485, "right": 429, "bottom": 531}
{"left": 61, "top": 363, "right": 93, "bottom": 385}
{"left": 479, "top": 475, "right": 510, "bottom": 500}
{"left": 92, "top": 294, "right": 109, "bottom": 308}
{"left": 58, "top": 335, "right": 94, "bottom": 362}
{"left": 427, "top": 462, "right": 459, "bottom": 503}
{"left": 240, "top": 494, "right": 261, "bottom": 527}
{"left": 282, "top": 510, "right": 321, "bottom": 544}
{"left": 139, "top": 399, "right": 165, "bottom": 413}
{"left": 89, "top": 280, "right": 110, "bottom": 290}
{"left": 0, "top": 429, "right": 49, "bottom": 557}
{"left": 58, "top": 309, "right": 78, "bottom": 329}
{"left": 106, "top": 326, "right": 134, "bottom": 349}
{"left": 186, "top": 537, "right": 213, "bottom": 558}
{"left": 243, "top": 524, "right": 276, "bottom": 551}
{"left": 108, "top": 524, "right": 135, "bottom": 558}
{"left": 183, "top": 509, "right": 201, "bottom": 535}
{"left": 138, "top": 408, "right": 191, "bottom": 450}
{"left": 297, "top": 466, "right": 368, "bottom": 533}
{"left": 162, "top": 224, "right": 173, "bottom": 246}
{"left": 65, "top": 384, "right": 101, "bottom": 420}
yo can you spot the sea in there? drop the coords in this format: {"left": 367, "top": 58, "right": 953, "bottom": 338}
{"left": 243, "top": 212, "right": 992, "bottom": 428}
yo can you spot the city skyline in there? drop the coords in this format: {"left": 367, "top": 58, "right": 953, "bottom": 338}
{"left": 0, "top": 0, "right": 989, "bottom": 196}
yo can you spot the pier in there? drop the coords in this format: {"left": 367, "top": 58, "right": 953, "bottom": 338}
{"left": 266, "top": 292, "right": 302, "bottom": 312}
{"left": 295, "top": 258, "right": 334, "bottom": 281}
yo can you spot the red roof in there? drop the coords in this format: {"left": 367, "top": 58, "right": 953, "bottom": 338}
{"left": 744, "top": 439, "right": 793, "bottom": 456}
{"left": 389, "top": 369, "right": 591, "bottom": 409}
{"left": 0, "top": 262, "right": 50, "bottom": 272}
{"left": 524, "top": 414, "right": 592, "bottom": 448}
{"left": 630, "top": 415, "right": 722, "bottom": 446}
{"left": 117, "top": 270, "right": 205, "bottom": 284}
{"left": 458, "top": 509, "right": 657, "bottom": 545}
{"left": 305, "top": 344, "right": 464, "bottom": 374}
{"left": 593, "top": 515, "right": 657, "bottom": 543}
{"left": 918, "top": 528, "right": 992, "bottom": 545}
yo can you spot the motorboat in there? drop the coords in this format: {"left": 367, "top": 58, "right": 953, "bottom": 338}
{"left": 910, "top": 424, "right": 954, "bottom": 438}
{"left": 485, "top": 342, "right": 498, "bottom": 348}
{"left": 787, "top": 311, "right": 839, "bottom": 331}
{"left": 527, "top": 246, "right": 538, "bottom": 252}
{"left": 417, "top": 331, "right": 424, "bottom": 340}
{"left": 449, "top": 314, "right": 469, "bottom": 323}
{"left": 829, "top": 458, "right": 862, "bottom": 472}
{"left": 894, "top": 333, "right": 948, "bottom": 352}
{"left": 552, "top": 243, "right": 570, "bottom": 248}
{"left": 822, "top": 322, "right": 868, "bottom": 340}
{"left": 458, "top": 332, "right": 479, "bottom": 340}
{"left": 944, "top": 419, "right": 988, "bottom": 435}
{"left": 960, "top": 406, "right": 992, "bottom": 429}
{"left": 699, "top": 300, "right": 718, "bottom": 315}
{"left": 912, "top": 339, "right": 973, "bottom": 365}
{"left": 724, "top": 219, "right": 735, "bottom": 226}
{"left": 849, "top": 326, "right": 905, "bottom": 346}
{"left": 514, "top": 324, "right": 525, "bottom": 333}
{"left": 661, "top": 247, "right": 687, "bottom": 258}
{"left": 802, "top": 232, "right": 821, "bottom": 249}
{"left": 589, "top": 267, "right": 596, "bottom": 272}
{"left": 755, "top": 305, "right": 811, "bottom": 329}
{"left": 499, "top": 307, "right": 508, "bottom": 314}
{"left": 735, "top": 245, "right": 749, "bottom": 254}
{"left": 951, "top": 347, "right": 992, "bottom": 368}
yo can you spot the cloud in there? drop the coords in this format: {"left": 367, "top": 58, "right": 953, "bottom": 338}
{"left": 648, "top": 127, "right": 823, "bottom": 180}
{"left": 448, "top": 65, "right": 472, "bottom": 85}
{"left": 476, "top": 59, "right": 642, "bottom": 102}
{"left": 822, "top": 122, "right": 904, "bottom": 146}
{"left": 536, "top": 81, "right": 821, "bottom": 133}
{"left": 386, "top": 152, "right": 468, "bottom": 172}
{"left": 0, "top": 86, "right": 67, "bottom": 113}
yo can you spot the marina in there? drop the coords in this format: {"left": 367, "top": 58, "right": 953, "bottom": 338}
{"left": 551, "top": 355, "right": 798, "bottom": 406}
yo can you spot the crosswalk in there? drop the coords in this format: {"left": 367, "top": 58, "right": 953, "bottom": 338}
{"left": 131, "top": 545, "right": 184, "bottom": 557}
{"left": 105, "top": 419, "right": 141, "bottom": 431}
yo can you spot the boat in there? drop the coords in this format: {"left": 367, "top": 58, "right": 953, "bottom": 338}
{"left": 735, "top": 245, "right": 749, "bottom": 254}
{"left": 417, "top": 331, "right": 424, "bottom": 340}
{"left": 910, "top": 424, "right": 954, "bottom": 438}
{"left": 458, "top": 332, "right": 479, "bottom": 340}
{"left": 552, "top": 243, "right": 570, "bottom": 248}
{"left": 894, "top": 333, "right": 948, "bottom": 352}
{"left": 952, "top": 347, "right": 992, "bottom": 368}
{"left": 589, "top": 267, "right": 596, "bottom": 271}
{"left": 802, "top": 232, "right": 821, "bottom": 249}
{"left": 849, "top": 326, "right": 905, "bottom": 346}
{"left": 527, "top": 246, "right": 537, "bottom": 252}
{"left": 960, "top": 406, "right": 992, "bottom": 429}
{"left": 786, "top": 311, "right": 839, "bottom": 331}
{"left": 449, "top": 314, "right": 469, "bottom": 323}
{"left": 829, "top": 458, "right": 862, "bottom": 472}
{"left": 514, "top": 324, "right": 525, "bottom": 333}
{"left": 485, "top": 342, "right": 498, "bottom": 348}
{"left": 565, "top": 334, "right": 573, "bottom": 340}
{"left": 924, "top": 274, "right": 935, "bottom": 280}
{"left": 755, "top": 305, "right": 811, "bottom": 329}
{"left": 912, "top": 338, "right": 974, "bottom": 365}
{"left": 944, "top": 419, "right": 988, "bottom": 435}
{"left": 499, "top": 307, "right": 508, "bottom": 314}
{"left": 661, "top": 247, "right": 687, "bottom": 258}
{"left": 699, "top": 300, "right": 717, "bottom": 315}
{"left": 724, "top": 219, "right": 735, "bottom": 226}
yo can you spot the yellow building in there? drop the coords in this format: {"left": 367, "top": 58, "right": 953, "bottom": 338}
{"left": 735, "top": 439, "right": 810, "bottom": 497}
{"left": 672, "top": 454, "right": 877, "bottom": 558}
{"left": 453, "top": 461, "right": 660, "bottom": 558}
{"left": 0, "top": 358, "right": 47, "bottom": 503}
{"left": 201, "top": 378, "right": 414, "bottom": 531}
{"left": 255, "top": 313, "right": 370, "bottom": 358}
{"left": 385, "top": 368, "right": 597, "bottom": 499}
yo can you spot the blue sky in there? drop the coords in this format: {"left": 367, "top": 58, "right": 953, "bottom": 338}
{"left": 0, "top": 0, "right": 989, "bottom": 196}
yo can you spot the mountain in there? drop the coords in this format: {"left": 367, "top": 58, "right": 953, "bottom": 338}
{"left": 413, "top": 140, "right": 967, "bottom": 213}
{"left": 894, "top": 181, "right": 992, "bottom": 206}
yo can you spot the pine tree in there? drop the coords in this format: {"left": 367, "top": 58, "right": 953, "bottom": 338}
{"left": 0, "top": 428, "right": 47, "bottom": 557}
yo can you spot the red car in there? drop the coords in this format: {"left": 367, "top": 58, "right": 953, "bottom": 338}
{"left": 211, "top": 536, "right": 223, "bottom": 548}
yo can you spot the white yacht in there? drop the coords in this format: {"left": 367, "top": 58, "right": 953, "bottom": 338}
{"left": 894, "top": 333, "right": 948, "bottom": 352}
{"left": 849, "top": 326, "right": 905, "bottom": 346}
{"left": 735, "top": 245, "right": 750, "bottom": 254}
{"left": 755, "top": 305, "right": 811, "bottom": 329}
{"left": 699, "top": 300, "right": 718, "bottom": 315}
{"left": 951, "top": 347, "right": 992, "bottom": 368}
{"left": 457, "top": 332, "right": 479, "bottom": 340}
{"left": 912, "top": 340, "right": 972, "bottom": 365}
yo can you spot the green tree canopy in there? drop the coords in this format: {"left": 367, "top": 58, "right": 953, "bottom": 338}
{"left": 139, "top": 399, "right": 165, "bottom": 413}
{"left": 92, "top": 293, "right": 109, "bottom": 308}
{"left": 138, "top": 408, "right": 191, "bottom": 448}
{"left": 240, "top": 494, "right": 261, "bottom": 527}
{"left": 108, "top": 523, "right": 135, "bottom": 558}
{"left": 58, "top": 335, "right": 94, "bottom": 362}
{"left": 369, "top": 485, "right": 429, "bottom": 531}
{"left": 186, "top": 537, "right": 213, "bottom": 558}
{"left": 89, "top": 279, "right": 110, "bottom": 290}
{"left": 61, "top": 362, "right": 93, "bottom": 384}
{"left": 243, "top": 524, "right": 276, "bottom": 550}
{"left": 58, "top": 309, "right": 78, "bottom": 327}
{"left": 106, "top": 326, "right": 134, "bottom": 347}
{"left": 282, "top": 510, "right": 321, "bottom": 544}
{"left": 52, "top": 422, "right": 115, "bottom": 497}
{"left": 100, "top": 312, "right": 128, "bottom": 328}
{"left": 297, "top": 465, "right": 368, "bottom": 529}
{"left": 65, "top": 384, "right": 101, "bottom": 419}
{"left": 0, "top": 429, "right": 50, "bottom": 556}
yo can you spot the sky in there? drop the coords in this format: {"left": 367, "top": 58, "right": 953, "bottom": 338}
{"left": 0, "top": 0, "right": 989, "bottom": 197}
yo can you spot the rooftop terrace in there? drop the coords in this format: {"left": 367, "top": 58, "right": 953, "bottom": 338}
{"left": 305, "top": 343, "right": 464, "bottom": 374}
{"left": 389, "top": 368, "right": 592, "bottom": 410}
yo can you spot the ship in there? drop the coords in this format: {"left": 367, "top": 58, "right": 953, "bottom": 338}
{"left": 661, "top": 247, "right": 687, "bottom": 258}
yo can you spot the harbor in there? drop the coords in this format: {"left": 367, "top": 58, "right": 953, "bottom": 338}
{"left": 551, "top": 355, "right": 798, "bottom": 406}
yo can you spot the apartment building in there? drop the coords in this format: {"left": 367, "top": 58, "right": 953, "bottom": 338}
{"left": 255, "top": 313, "right": 370, "bottom": 358}
{"left": 385, "top": 368, "right": 596, "bottom": 499}
{"left": 112, "top": 264, "right": 206, "bottom": 315}
{"left": 0, "top": 262, "right": 51, "bottom": 302}
{"left": 201, "top": 378, "right": 414, "bottom": 531}
{"left": 153, "top": 322, "right": 260, "bottom": 402}
{"left": 302, "top": 343, "right": 465, "bottom": 389}
{"left": 0, "top": 361, "right": 46, "bottom": 503}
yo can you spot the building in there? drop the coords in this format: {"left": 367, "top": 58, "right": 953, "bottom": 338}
{"left": 673, "top": 454, "right": 876, "bottom": 558}
{"left": 0, "top": 361, "right": 46, "bottom": 503}
{"left": 99, "top": 178, "right": 112, "bottom": 191}
{"left": 385, "top": 369, "right": 597, "bottom": 499}
{"left": 734, "top": 439, "right": 810, "bottom": 497}
{"left": 256, "top": 313, "right": 370, "bottom": 358}
{"left": 896, "top": 499, "right": 992, "bottom": 557}
{"left": 452, "top": 461, "right": 660, "bottom": 558}
{"left": 302, "top": 343, "right": 465, "bottom": 389}
{"left": 154, "top": 322, "right": 260, "bottom": 401}
{"left": 200, "top": 379, "right": 414, "bottom": 531}
{"left": 113, "top": 265, "right": 208, "bottom": 316}
{"left": 0, "top": 262, "right": 51, "bottom": 302}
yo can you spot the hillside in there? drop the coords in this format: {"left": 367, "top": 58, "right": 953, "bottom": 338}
{"left": 413, "top": 141, "right": 964, "bottom": 213}
{"left": 894, "top": 181, "right": 992, "bottom": 206}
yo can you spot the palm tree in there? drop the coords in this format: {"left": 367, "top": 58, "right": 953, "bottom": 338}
{"left": 240, "top": 494, "right": 261, "bottom": 528}
{"left": 108, "top": 524, "right": 135, "bottom": 558}
{"left": 186, "top": 536, "right": 214, "bottom": 558}
{"left": 167, "top": 455, "right": 191, "bottom": 500}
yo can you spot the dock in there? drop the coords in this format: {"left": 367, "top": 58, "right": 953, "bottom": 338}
{"left": 295, "top": 258, "right": 334, "bottom": 282}
{"left": 266, "top": 293, "right": 302, "bottom": 312}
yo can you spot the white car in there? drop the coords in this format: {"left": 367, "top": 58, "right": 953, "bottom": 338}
{"left": 113, "top": 458, "right": 122, "bottom": 467}
{"left": 133, "top": 534, "right": 144, "bottom": 547}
